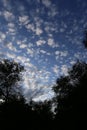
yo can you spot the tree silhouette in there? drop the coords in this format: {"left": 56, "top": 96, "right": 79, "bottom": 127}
{"left": 29, "top": 100, "right": 53, "bottom": 120}
{"left": 27, "top": 100, "right": 54, "bottom": 130}
{"left": 83, "top": 28, "right": 87, "bottom": 48}
{"left": 0, "top": 59, "right": 24, "bottom": 103}
{"left": 53, "top": 61, "right": 87, "bottom": 128}
{"left": 1, "top": 58, "right": 87, "bottom": 129}
{"left": 0, "top": 59, "right": 54, "bottom": 127}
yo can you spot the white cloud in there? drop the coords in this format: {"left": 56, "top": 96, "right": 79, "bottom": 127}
{"left": 6, "top": 52, "right": 16, "bottom": 59}
{"left": 44, "top": 23, "right": 58, "bottom": 34}
{"left": 16, "top": 56, "right": 24, "bottom": 61}
{"left": 8, "top": 28, "right": 16, "bottom": 33}
{"left": 60, "top": 51, "right": 68, "bottom": 57}
{"left": 16, "top": 40, "right": 22, "bottom": 45}
{"left": 55, "top": 51, "right": 68, "bottom": 57}
{"left": 19, "top": 44, "right": 27, "bottom": 49}
{"left": 52, "top": 65, "right": 59, "bottom": 75}
{"left": 25, "top": 23, "right": 35, "bottom": 32}
{"left": 3, "top": 11, "right": 15, "bottom": 21}
{"left": 0, "top": 32, "right": 6, "bottom": 42}
{"left": 48, "top": 7, "right": 58, "bottom": 17}
{"left": 60, "top": 28, "right": 65, "bottom": 33}
{"left": 47, "top": 38, "right": 59, "bottom": 48}
{"left": 42, "top": 0, "right": 51, "bottom": 7}
{"left": 40, "top": 50, "right": 46, "bottom": 54}
{"left": 48, "top": 38, "right": 54, "bottom": 47}
{"left": 7, "top": 23, "right": 16, "bottom": 35}
{"left": 19, "top": 15, "right": 29, "bottom": 25}
{"left": 70, "top": 60, "right": 76, "bottom": 65}
{"left": 8, "top": 23, "right": 15, "bottom": 28}
{"left": 6, "top": 42, "right": 17, "bottom": 52}
{"left": 55, "top": 51, "right": 60, "bottom": 55}
{"left": 33, "top": 90, "right": 54, "bottom": 102}
{"left": 36, "top": 40, "right": 45, "bottom": 46}
{"left": 27, "top": 48, "right": 34, "bottom": 57}
{"left": 61, "top": 65, "right": 68, "bottom": 76}
{"left": 34, "top": 16, "right": 43, "bottom": 27}
{"left": 74, "top": 53, "right": 80, "bottom": 59}
{"left": 35, "top": 27, "right": 43, "bottom": 35}
{"left": 44, "top": 26, "right": 50, "bottom": 32}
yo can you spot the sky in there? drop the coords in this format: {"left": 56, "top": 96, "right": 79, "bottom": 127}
{"left": 0, "top": 0, "right": 87, "bottom": 101}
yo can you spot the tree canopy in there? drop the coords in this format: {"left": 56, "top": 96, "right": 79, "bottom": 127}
{"left": 83, "top": 28, "right": 87, "bottom": 48}
{"left": 0, "top": 58, "right": 87, "bottom": 129}
{"left": 0, "top": 59, "right": 24, "bottom": 103}
{"left": 52, "top": 61, "right": 87, "bottom": 129}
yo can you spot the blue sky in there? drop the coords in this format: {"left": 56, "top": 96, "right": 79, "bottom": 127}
{"left": 0, "top": 0, "right": 87, "bottom": 101}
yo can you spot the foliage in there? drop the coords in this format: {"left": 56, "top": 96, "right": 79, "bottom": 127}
{"left": 83, "top": 28, "right": 87, "bottom": 48}
{"left": 29, "top": 100, "right": 54, "bottom": 120}
{"left": 53, "top": 61, "right": 87, "bottom": 115}
{"left": 0, "top": 58, "right": 87, "bottom": 129}
{"left": 0, "top": 59, "right": 24, "bottom": 102}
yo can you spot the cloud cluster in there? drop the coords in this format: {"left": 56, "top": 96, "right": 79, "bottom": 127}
{"left": 0, "top": 0, "right": 87, "bottom": 100}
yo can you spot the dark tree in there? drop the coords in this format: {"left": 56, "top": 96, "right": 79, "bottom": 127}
{"left": 29, "top": 100, "right": 53, "bottom": 120}
{"left": 0, "top": 59, "right": 24, "bottom": 103}
{"left": 83, "top": 28, "right": 87, "bottom": 48}
{"left": 53, "top": 61, "right": 87, "bottom": 128}
{"left": 28, "top": 100, "right": 54, "bottom": 129}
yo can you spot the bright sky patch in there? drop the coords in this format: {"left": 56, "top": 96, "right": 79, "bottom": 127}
{"left": 0, "top": 0, "right": 87, "bottom": 101}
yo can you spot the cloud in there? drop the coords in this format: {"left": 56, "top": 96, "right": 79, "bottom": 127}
{"left": 52, "top": 65, "right": 59, "bottom": 75}
{"left": 8, "top": 23, "right": 15, "bottom": 28}
{"left": 35, "top": 27, "right": 43, "bottom": 35}
{"left": 74, "top": 52, "right": 81, "bottom": 59}
{"left": 6, "top": 52, "right": 16, "bottom": 59}
{"left": 55, "top": 50, "right": 68, "bottom": 57}
{"left": 19, "top": 15, "right": 29, "bottom": 25}
{"left": 19, "top": 15, "right": 43, "bottom": 36}
{"left": 36, "top": 39, "right": 45, "bottom": 46}
{"left": 0, "top": 0, "right": 87, "bottom": 101}
{"left": 3, "top": 10, "right": 15, "bottom": 21}
{"left": 40, "top": 50, "right": 46, "bottom": 54}
{"left": 48, "top": 6, "right": 58, "bottom": 17}
{"left": 7, "top": 22, "right": 16, "bottom": 35}
{"left": 27, "top": 48, "right": 34, "bottom": 57}
{"left": 60, "top": 28, "right": 65, "bottom": 33}
{"left": 16, "top": 56, "right": 28, "bottom": 63}
{"left": 6, "top": 42, "right": 17, "bottom": 52}
{"left": 70, "top": 60, "right": 76, "bottom": 65}
{"left": 33, "top": 90, "right": 54, "bottom": 101}
{"left": 0, "top": 32, "right": 6, "bottom": 42}
{"left": 20, "top": 64, "right": 54, "bottom": 101}
{"left": 19, "top": 44, "right": 27, "bottom": 49}
{"left": 42, "top": 0, "right": 51, "bottom": 7}
{"left": 61, "top": 65, "right": 68, "bottom": 76}
{"left": 25, "top": 23, "right": 35, "bottom": 32}
{"left": 48, "top": 38, "right": 54, "bottom": 46}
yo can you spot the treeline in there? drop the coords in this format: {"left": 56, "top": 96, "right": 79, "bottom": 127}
{"left": 0, "top": 58, "right": 87, "bottom": 129}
